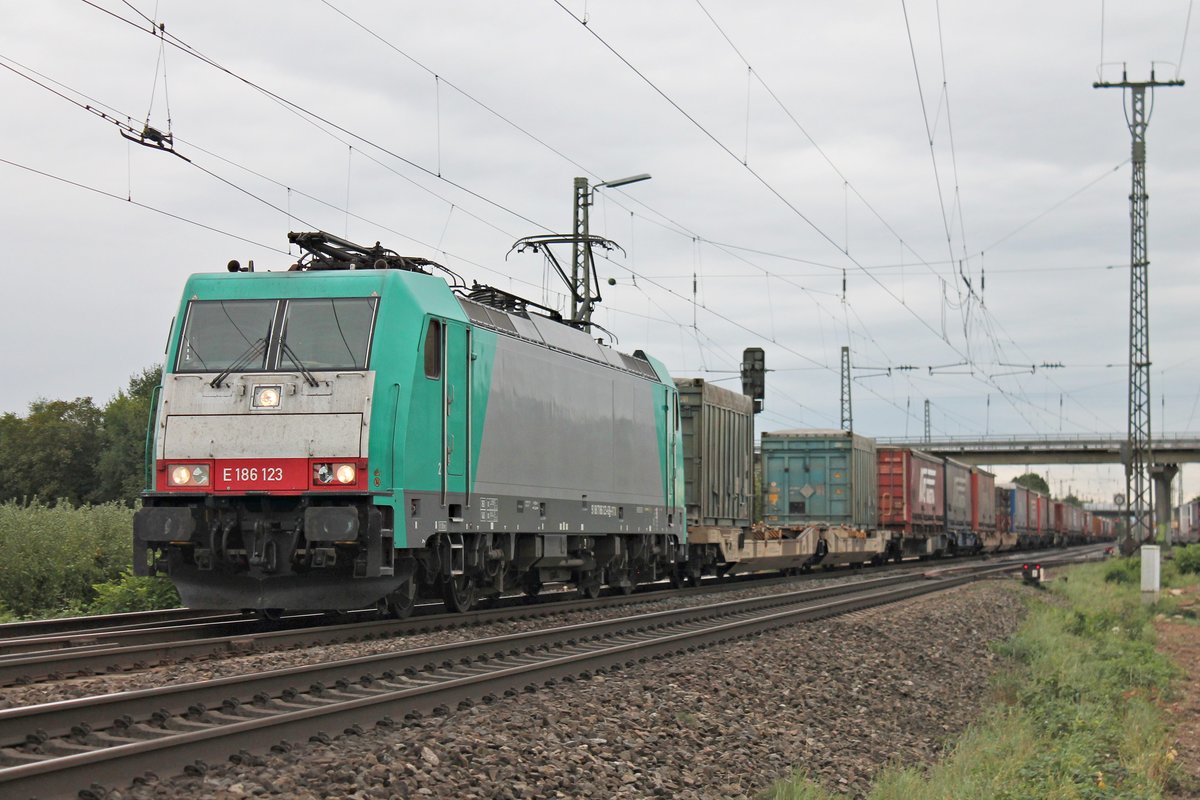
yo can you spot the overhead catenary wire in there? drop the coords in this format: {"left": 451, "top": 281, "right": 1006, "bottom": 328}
{"left": 37, "top": 3, "right": 1137, "bottom": 438}
{"left": 87, "top": 0, "right": 553, "bottom": 234}
{"left": 0, "top": 156, "right": 290, "bottom": 254}
{"left": 552, "top": 1, "right": 1082, "bottom": 435}
{"left": 311, "top": 0, "right": 1122, "bottom": 437}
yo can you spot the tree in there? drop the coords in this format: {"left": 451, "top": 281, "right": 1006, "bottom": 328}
{"left": 1012, "top": 472, "right": 1050, "bottom": 495}
{"left": 96, "top": 366, "right": 163, "bottom": 505}
{"left": 0, "top": 365, "right": 162, "bottom": 507}
{"left": 1062, "top": 493, "right": 1085, "bottom": 508}
{"left": 0, "top": 397, "right": 103, "bottom": 505}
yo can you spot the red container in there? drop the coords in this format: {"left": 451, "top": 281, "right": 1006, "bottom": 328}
{"left": 1053, "top": 501, "right": 1067, "bottom": 534}
{"left": 971, "top": 468, "right": 996, "bottom": 533}
{"left": 877, "top": 447, "right": 945, "bottom": 533}
{"left": 1031, "top": 490, "right": 1051, "bottom": 534}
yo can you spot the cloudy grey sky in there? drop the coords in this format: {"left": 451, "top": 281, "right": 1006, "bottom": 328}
{"left": 2, "top": 1, "right": 1196, "bottom": 501}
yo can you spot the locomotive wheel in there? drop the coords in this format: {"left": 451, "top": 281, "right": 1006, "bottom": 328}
{"left": 577, "top": 571, "right": 602, "bottom": 599}
{"left": 385, "top": 579, "right": 418, "bottom": 619}
{"left": 685, "top": 566, "right": 702, "bottom": 587}
{"left": 441, "top": 576, "right": 476, "bottom": 613}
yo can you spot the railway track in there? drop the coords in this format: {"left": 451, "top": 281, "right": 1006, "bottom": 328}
{"left": 0, "top": 547, "right": 1100, "bottom": 689}
{"left": 1, "top": 549, "right": 1106, "bottom": 799}
{"left": 0, "top": 564, "right": 1017, "bottom": 799}
{"left": 0, "top": 567, "right": 907, "bottom": 689}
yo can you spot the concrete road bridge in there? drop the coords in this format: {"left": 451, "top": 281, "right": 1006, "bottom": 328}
{"left": 874, "top": 432, "right": 1200, "bottom": 466}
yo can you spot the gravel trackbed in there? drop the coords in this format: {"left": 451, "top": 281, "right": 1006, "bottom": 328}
{"left": 105, "top": 579, "right": 1025, "bottom": 800}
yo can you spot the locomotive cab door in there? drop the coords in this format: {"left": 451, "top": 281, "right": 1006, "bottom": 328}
{"left": 664, "top": 385, "right": 679, "bottom": 523}
{"left": 440, "top": 319, "right": 471, "bottom": 513}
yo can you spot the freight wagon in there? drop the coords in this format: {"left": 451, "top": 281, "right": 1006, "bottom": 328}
{"left": 1053, "top": 502, "right": 1087, "bottom": 546}
{"left": 971, "top": 467, "right": 1007, "bottom": 551}
{"left": 759, "top": 429, "right": 891, "bottom": 567}
{"left": 944, "top": 458, "right": 978, "bottom": 553}
{"left": 1171, "top": 500, "right": 1200, "bottom": 544}
{"left": 1031, "top": 490, "right": 1053, "bottom": 547}
{"left": 877, "top": 446, "right": 950, "bottom": 557}
{"left": 686, "top": 388, "right": 889, "bottom": 575}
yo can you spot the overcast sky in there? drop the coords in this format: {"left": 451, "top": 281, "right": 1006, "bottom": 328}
{"left": 2, "top": 1, "right": 1196, "bottom": 502}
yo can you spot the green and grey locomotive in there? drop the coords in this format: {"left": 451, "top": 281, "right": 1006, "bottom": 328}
{"left": 134, "top": 232, "right": 686, "bottom": 616}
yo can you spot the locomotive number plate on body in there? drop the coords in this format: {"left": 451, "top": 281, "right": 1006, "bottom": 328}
{"left": 214, "top": 458, "right": 308, "bottom": 491}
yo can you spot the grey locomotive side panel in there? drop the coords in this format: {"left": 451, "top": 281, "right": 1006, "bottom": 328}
{"left": 472, "top": 334, "right": 664, "bottom": 508}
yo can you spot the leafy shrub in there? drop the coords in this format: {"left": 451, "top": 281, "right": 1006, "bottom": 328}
{"left": 1104, "top": 557, "right": 1141, "bottom": 585}
{"left": 0, "top": 499, "right": 135, "bottom": 617}
{"left": 1174, "top": 544, "right": 1200, "bottom": 575}
{"left": 89, "top": 570, "right": 180, "bottom": 614}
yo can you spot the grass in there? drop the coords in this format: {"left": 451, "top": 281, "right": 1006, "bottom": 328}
{"left": 767, "top": 554, "right": 1196, "bottom": 800}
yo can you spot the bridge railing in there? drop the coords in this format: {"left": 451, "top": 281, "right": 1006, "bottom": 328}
{"left": 876, "top": 432, "right": 1200, "bottom": 447}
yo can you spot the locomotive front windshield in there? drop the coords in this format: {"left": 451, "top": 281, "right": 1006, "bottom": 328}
{"left": 176, "top": 300, "right": 275, "bottom": 373}
{"left": 175, "top": 297, "right": 377, "bottom": 374}
{"left": 279, "top": 298, "right": 376, "bottom": 371}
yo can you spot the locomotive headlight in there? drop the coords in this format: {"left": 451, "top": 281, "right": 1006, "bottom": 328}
{"left": 252, "top": 385, "right": 282, "bottom": 409}
{"left": 334, "top": 463, "right": 357, "bottom": 485}
{"left": 313, "top": 462, "right": 357, "bottom": 486}
{"left": 168, "top": 464, "right": 209, "bottom": 487}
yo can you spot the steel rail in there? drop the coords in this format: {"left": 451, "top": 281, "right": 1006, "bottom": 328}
{"left": 0, "top": 570, "right": 986, "bottom": 799}
{"left": 0, "top": 608, "right": 242, "bottom": 642}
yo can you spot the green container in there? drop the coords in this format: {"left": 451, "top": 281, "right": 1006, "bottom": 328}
{"left": 761, "top": 430, "right": 877, "bottom": 528}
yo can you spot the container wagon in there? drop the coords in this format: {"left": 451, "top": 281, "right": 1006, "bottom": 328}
{"left": 997, "top": 483, "right": 1032, "bottom": 548}
{"left": 877, "top": 446, "right": 947, "bottom": 557}
{"left": 943, "top": 458, "right": 978, "bottom": 554}
{"left": 760, "top": 429, "right": 891, "bottom": 567}
{"left": 675, "top": 377, "right": 753, "bottom": 582}
{"left": 683, "top": 387, "right": 887, "bottom": 576}
{"left": 1031, "top": 490, "right": 1053, "bottom": 547}
{"left": 971, "top": 467, "right": 1005, "bottom": 551}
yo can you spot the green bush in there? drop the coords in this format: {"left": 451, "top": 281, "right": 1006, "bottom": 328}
{"left": 0, "top": 499, "right": 135, "bottom": 617}
{"left": 89, "top": 570, "right": 180, "bottom": 614}
{"left": 1174, "top": 544, "right": 1200, "bottom": 575}
{"left": 1104, "top": 556, "right": 1141, "bottom": 584}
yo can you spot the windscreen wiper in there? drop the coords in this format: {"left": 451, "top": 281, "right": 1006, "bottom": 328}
{"left": 280, "top": 341, "right": 320, "bottom": 387}
{"left": 209, "top": 338, "right": 267, "bottom": 388}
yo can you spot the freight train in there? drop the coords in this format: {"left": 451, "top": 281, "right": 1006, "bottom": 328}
{"left": 133, "top": 231, "right": 1110, "bottom": 616}
{"left": 735, "top": 429, "right": 1112, "bottom": 572}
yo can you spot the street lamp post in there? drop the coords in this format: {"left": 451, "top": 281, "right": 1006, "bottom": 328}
{"left": 572, "top": 174, "right": 651, "bottom": 328}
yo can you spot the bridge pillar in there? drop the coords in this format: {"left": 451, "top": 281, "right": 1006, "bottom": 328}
{"left": 1149, "top": 463, "right": 1179, "bottom": 550}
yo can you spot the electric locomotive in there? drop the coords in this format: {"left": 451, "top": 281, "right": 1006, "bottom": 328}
{"left": 134, "top": 232, "right": 685, "bottom": 617}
